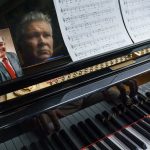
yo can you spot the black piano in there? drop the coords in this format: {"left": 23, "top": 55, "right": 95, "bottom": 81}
{"left": 0, "top": 0, "right": 150, "bottom": 150}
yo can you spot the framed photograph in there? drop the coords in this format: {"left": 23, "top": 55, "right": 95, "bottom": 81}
{"left": 0, "top": 28, "right": 23, "bottom": 83}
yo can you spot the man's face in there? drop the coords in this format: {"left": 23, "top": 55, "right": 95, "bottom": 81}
{"left": 0, "top": 41, "right": 6, "bottom": 58}
{"left": 24, "top": 21, "right": 53, "bottom": 62}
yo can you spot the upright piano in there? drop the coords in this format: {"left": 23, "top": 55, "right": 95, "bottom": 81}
{"left": 0, "top": 0, "right": 150, "bottom": 150}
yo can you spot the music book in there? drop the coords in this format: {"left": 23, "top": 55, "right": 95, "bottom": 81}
{"left": 54, "top": 0, "right": 150, "bottom": 61}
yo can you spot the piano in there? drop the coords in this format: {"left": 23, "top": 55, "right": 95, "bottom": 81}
{"left": 0, "top": 0, "right": 150, "bottom": 150}
{"left": 0, "top": 78, "right": 150, "bottom": 150}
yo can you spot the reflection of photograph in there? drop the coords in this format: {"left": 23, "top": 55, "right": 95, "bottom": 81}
{"left": 3, "top": 0, "right": 69, "bottom": 69}
{"left": 9, "top": 0, "right": 70, "bottom": 68}
{"left": 17, "top": 11, "right": 58, "bottom": 67}
{"left": 0, "top": 28, "right": 23, "bottom": 83}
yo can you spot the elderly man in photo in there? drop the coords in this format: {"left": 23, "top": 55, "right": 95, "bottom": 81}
{"left": 0, "top": 36, "right": 22, "bottom": 83}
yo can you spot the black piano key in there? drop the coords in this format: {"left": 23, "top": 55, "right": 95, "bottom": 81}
{"left": 96, "top": 141, "right": 109, "bottom": 150}
{"left": 145, "top": 100, "right": 150, "bottom": 106}
{"left": 103, "top": 138, "right": 121, "bottom": 150}
{"left": 132, "top": 96, "right": 140, "bottom": 104}
{"left": 78, "top": 120, "right": 107, "bottom": 150}
{"left": 33, "top": 127, "right": 55, "bottom": 150}
{"left": 111, "top": 107, "right": 120, "bottom": 115}
{"left": 79, "top": 107, "right": 111, "bottom": 150}
{"left": 102, "top": 111, "right": 111, "bottom": 120}
{"left": 132, "top": 107, "right": 145, "bottom": 118}
{"left": 78, "top": 121, "right": 97, "bottom": 142}
{"left": 72, "top": 112, "right": 99, "bottom": 150}
{"left": 122, "top": 113, "right": 150, "bottom": 141}
{"left": 114, "top": 132, "right": 138, "bottom": 150}
{"left": 96, "top": 114, "right": 138, "bottom": 150}
{"left": 133, "top": 106, "right": 147, "bottom": 116}
{"left": 86, "top": 106, "right": 122, "bottom": 150}
{"left": 122, "top": 129, "right": 147, "bottom": 149}
{"left": 110, "top": 115, "right": 147, "bottom": 149}
{"left": 51, "top": 133, "right": 68, "bottom": 150}
{"left": 30, "top": 142, "right": 40, "bottom": 150}
{"left": 125, "top": 109, "right": 139, "bottom": 121}
{"left": 110, "top": 117, "right": 122, "bottom": 129}
{"left": 120, "top": 113, "right": 134, "bottom": 124}
{"left": 139, "top": 103, "right": 150, "bottom": 114}
{"left": 27, "top": 131, "right": 50, "bottom": 150}
{"left": 117, "top": 104, "right": 126, "bottom": 113}
{"left": 145, "top": 101, "right": 150, "bottom": 107}
{"left": 132, "top": 124, "right": 150, "bottom": 140}
{"left": 144, "top": 117, "right": 150, "bottom": 124}
{"left": 138, "top": 120, "right": 150, "bottom": 133}
{"left": 85, "top": 118, "right": 105, "bottom": 138}
{"left": 99, "top": 102, "right": 149, "bottom": 148}
{"left": 38, "top": 139, "right": 52, "bottom": 150}
{"left": 146, "top": 92, "right": 150, "bottom": 98}
{"left": 71, "top": 124, "right": 90, "bottom": 146}
{"left": 87, "top": 145, "right": 97, "bottom": 150}
{"left": 84, "top": 118, "right": 110, "bottom": 149}
{"left": 95, "top": 115, "right": 123, "bottom": 150}
{"left": 21, "top": 146, "right": 28, "bottom": 150}
{"left": 95, "top": 114, "right": 116, "bottom": 132}
{"left": 127, "top": 109, "right": 150, "bottom": 133}
{"left": 59, "top": 129, "right": 78, "bottom": 150}
{"left": 137, "top": 94, "right": 146, "bottom": 103}
{"left": 60, "top": 117, "right": 82, "bottom": 149}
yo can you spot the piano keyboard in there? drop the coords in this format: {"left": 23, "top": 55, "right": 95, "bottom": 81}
{"left": 0, "top": 82, "right": 150, "bottom": 150}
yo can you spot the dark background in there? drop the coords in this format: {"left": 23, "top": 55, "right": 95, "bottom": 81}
{"left": 0, "top": 0, "right": 70, "bottom": 74}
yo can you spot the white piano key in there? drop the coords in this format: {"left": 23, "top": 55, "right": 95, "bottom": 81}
{"left": 19, "top": 133, "right": 30, "bottom": 149}
{"left": 84, "top": 105, "right": 123, "bottom": 150}
{"left": 109, "top": 135, "right": 130, "bottom": 150}
{"left": 12, "top": 137, "right": 24, "bottom": 150}
{"left": 61, "top": 115, "right": 86, "bottom": 148}
{"left": 59, "top": 118, "right": 81, "bottom": 149}
{"left": 89, "top": 106, "right": 111, "bottom": 135}
{"left": 89, "top": 143, "right": 101, "bottom": 150}
{"left": 26, "top": 132, "right": 44, "bottom": 150}
{"left": 94, "top": 103, "right": 144, "bottom": 150}
{"left": 119, "top": 129, "right": 147, "bottom": 150}
{"left": 68, "top": 114, "right": 93, "bottom": 145}
{"left": 127, "top": 126, "right": 150, "bottom": 149}
{"left": 0, "top": 143, "right": 7, "bottom": 150}
{"left": 4, "top": 140, "right": 17, "bottom": 150}
{"left": 100, "top": 140, "right": 112, "bottom": 150}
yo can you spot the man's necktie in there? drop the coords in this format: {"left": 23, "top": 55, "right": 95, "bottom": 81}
{"left": 2, "top": 57, "right": 16, "bottom": 79}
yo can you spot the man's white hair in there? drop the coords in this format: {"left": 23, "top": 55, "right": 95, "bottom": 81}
{"left": 17, "top": 11, "right": 51, "bottom": 42}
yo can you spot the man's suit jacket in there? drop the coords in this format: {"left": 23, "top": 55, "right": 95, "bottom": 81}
{"left": 0, "top": 52, "right": 23, "bottom": 83}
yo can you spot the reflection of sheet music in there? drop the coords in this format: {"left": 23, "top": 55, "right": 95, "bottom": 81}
{"left": 54, "top": 0, "right": 132, "bottom": 61}
{"left": 120, "top": 0, "right": 150, "bottom": 43}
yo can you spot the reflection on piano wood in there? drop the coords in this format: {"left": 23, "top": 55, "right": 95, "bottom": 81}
{"left": 0, "top": 78, "right": 150, "bottom": 150}
{"left": 5, "top": 47, "right": 150, "bottom": 101}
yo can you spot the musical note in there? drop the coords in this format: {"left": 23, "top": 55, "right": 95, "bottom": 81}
{"left": 54, "top": 0, "right": 132, "bottom": 61}
{"left": 120, "top": 0, "right": 150, "bottom": 42}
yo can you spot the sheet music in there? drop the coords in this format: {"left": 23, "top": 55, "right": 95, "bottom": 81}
{"left": 54, "top": 0, "right": 132, "bottom": 61}
{"left": 120, "top": 0, "right": 150, "bottom": 43}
